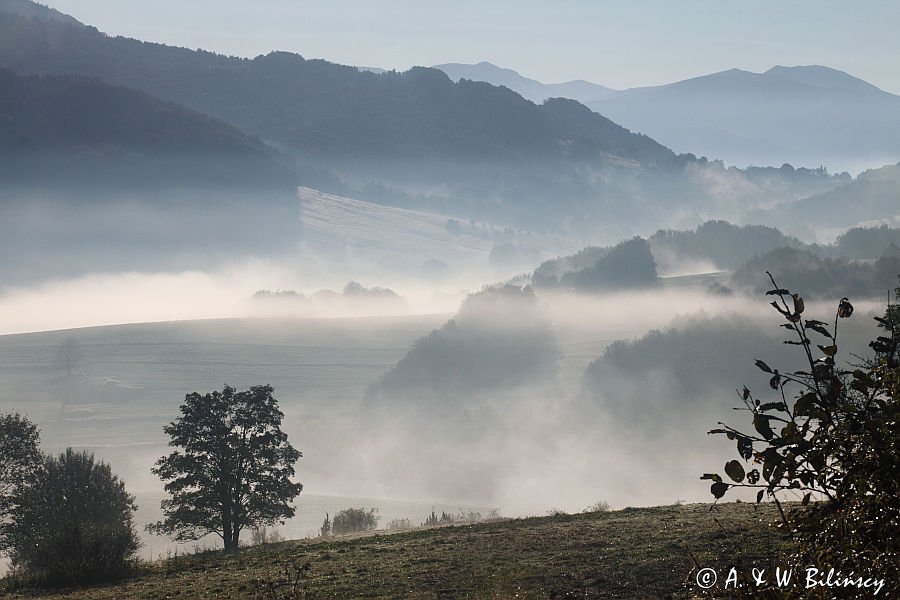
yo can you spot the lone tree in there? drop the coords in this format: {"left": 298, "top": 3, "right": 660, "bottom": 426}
{"left": 4, "top": 449, "right": 140, "bottom": 585}
{"left": 0, "top": 413, "right": 41, "bottom": 547}
{"left": 150, "top": 384, "right": 303, "bottom": 552}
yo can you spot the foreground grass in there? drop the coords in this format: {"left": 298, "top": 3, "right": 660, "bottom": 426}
{"left": 2, "top": 503, "right": 792, "bottom": 599}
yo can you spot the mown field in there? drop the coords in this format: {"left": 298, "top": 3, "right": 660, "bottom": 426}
{"left": 0, "top": 503, "right": 792, "bottom": 599}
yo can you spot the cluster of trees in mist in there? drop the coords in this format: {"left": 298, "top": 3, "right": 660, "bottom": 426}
{"left": 533, "top": 237, "right": 658, "bottom": 290}
{"left": 366, "top": 284, "right": 558, "bottom": 408}
{"left": 531, "top": 221, "right": 900, "bottom": 299}
{"left": 254, "top": 281, "right": 407, "bottom": 311}
{"left": 580, "top": 315, "right": 803, "bottom": 432}
{"left": 745, "top": 161, "right": 900, "bottom": 235}
{"left": 731, "top": 246, "right": 900, "bottom": 299}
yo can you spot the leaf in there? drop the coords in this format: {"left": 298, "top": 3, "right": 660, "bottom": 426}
{"left": 756, "top": 490, "right": 765, "bottom": 504}
{"left": 805, "top": 323, "right": 833, "bottom": 339}
{"left": 794, "top": 392, "right": 816, "bottom": 417}
{"left": 711, "top": 482, "right": 729, "bottom": 499}
{"left": 770, "top": 301, "right": 791, "bottom": 317}
{"left": 769, "top": 373, "right": 781, "bottom": 390}
{"left": 802, "top": 492, "right": 812, "bottom": 506}
{"left": 724, "top": 460, "right": 745, "bottom": 483}
{"left": 754, "top": 414, "right": 775, "bottom": 440}
{"left": 737, "top": 437, "right": 753, "bottom": 460}
{"left": 700, "top": 473, "right": 722, "bottom": 482}
{"left": 755, "top": 360, "right": 773, "bottom": 374}
{"left": 818, "top": 344, "right": 837, "bottom": 357}
{"left": 852, "top": 369, "right": 875, "bottom": 386}
{"left": 766, "top": 289, "right": 790, "bottom": 296}
{"left": 742, "top": 386, "right": 751, "bottom": 401}
{"left": 792, "top": 294, "right": 805, "bottom": 315}
{"left": 758, "top": 402, "right": 787, "bottom": 412}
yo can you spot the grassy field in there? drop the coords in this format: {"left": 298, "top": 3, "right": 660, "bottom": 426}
{"left": 0, "top": 502, "right": 792, "bottom": 599}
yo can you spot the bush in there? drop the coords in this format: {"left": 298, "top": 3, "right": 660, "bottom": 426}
{"left": 5, "top": 449, "right": 140, "bottom": 585}
{"left": 332, "top": 508, "right": 379, "bottom": 535}
{"left": 704, "top": 275, "right": 899, "bottom": 596}
{"left": 581, "top": 501, "right": 610, "bottom": 513}
{"left": 386, "top": 518, "right": 412, "bottom": 532}
{"left": 249, "top": 525, "right": 284, "bottom": 547}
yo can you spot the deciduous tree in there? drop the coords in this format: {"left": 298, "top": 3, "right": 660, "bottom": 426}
{"left": 0, "top": 412, "right": 40, "bottom": 550}
{"left": 150, "top": 385, "right": 302, "bottom": 552}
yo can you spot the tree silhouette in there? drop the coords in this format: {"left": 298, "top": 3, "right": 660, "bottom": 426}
{"left": 4, "top": 449, "right": 139, "bottom": 584}
{"left": 149, "top": 385, "right": 303, "bottom": 552}
{"left": 0, "top": 412, "right": 41, "bottom": 547}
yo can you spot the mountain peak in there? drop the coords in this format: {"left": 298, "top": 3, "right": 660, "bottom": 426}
{"left": 764, "top": 65, "right": 883, "bottom": 94}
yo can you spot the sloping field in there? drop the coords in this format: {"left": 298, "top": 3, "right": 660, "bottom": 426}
{"left": 0, "top": 503, "right": 790, "bottom": 599}
{"left": 297, "top": 187, "right": 569, "bottom": 272}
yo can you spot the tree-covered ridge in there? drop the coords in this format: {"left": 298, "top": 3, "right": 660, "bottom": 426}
{"left": 533, "top": 222, "right": 900, "bottom": 298}
{"left": 745, "top": 162, "right": 900, "bottom": 235}
{"left": 0, "top": 13, "right": 672, "bottom": 165}
{"left": 731, "top": 246, "right": 900, "bottom": 299}
{"left": 0, "top": 69, "right": 297, "bottom": 187}
{"left": 0, "top": 5, "right": 850, "bottom": 230}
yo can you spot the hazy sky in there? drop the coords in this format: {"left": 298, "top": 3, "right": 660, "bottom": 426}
{"left": 38, "top": 1, "right": 900, "bottom": 93}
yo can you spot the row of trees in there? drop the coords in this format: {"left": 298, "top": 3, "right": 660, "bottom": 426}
{"left": 0, "top": 384, "right": 303, "bottom": 584}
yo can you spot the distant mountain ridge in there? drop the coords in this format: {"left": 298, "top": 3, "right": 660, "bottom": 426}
{"left": 0, "top": 2, "right": 854, "bottom": 233}
{"left": 0, "top": 11, "right": 670, "bottom": 167}
{"left": 434, "top": 61, "right": 615, "bottom": 104}
{"left": 433, "top": 63, "right": 900, "bottom": 173}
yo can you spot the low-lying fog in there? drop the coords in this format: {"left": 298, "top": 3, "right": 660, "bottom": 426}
{"left": 0, "top": 265, "right": 890, "bottom": 558}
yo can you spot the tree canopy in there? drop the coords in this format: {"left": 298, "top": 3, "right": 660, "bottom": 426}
{"left": 3, "top": 449, "right": 139, "bottom": 585}
{"left": 150, "top": 385, "right": 303, "bottom": 552}
{"left": 0, "top": 412, "right": 41, "bottom": 547}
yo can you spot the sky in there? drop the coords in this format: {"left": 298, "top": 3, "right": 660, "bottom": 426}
{"left": 40, "top": 0, "right": 900, "bottom": 95}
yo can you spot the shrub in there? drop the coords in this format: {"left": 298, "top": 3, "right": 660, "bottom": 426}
{"left": 581, "top": 501, "right": 610, "bottom": 513}
{"left": 5, "top": 449, "right": 140, "bottom": 585}
{"left": 249, "top": 525, "right": 284, "bottom": 546}
{"left": 704, "top": 274, "right": 899, "bottom": 596}
{"left": 387, "top": 518, "right": 412, "bottom": 532}
{"left": 332, "top": 508, "right": 379, "bottom": 535}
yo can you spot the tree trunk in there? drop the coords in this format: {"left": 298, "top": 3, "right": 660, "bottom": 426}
{"left": 223, "top": 513, "right": 235, "bottom": 553}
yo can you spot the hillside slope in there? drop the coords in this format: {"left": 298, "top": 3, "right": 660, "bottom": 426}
{"left": 0, "top": 69, "right": 297, "bottom": 188}
{"left": 1, "top": 503, "right": 789, "bottom": 599}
